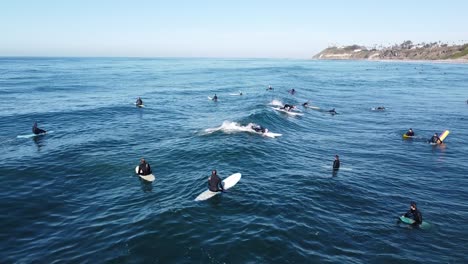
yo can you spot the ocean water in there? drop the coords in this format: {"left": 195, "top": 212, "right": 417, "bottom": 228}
{"left": 0, "top": 57, "right": 467, "bottom": 263}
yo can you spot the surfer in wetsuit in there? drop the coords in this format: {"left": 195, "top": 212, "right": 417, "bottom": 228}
{"left": 213, "top": 94, "right": 218, "bottom": 101}
{"left": 328, "top": 108, "right": 337, "bottom": 115}
{"left": 333, "top": 155, "right": 340, "bottom": 170}
{"left": 208, "top": 170, "right": 224, "bottom": 192}
{"left": 429, "top": 133, "right": 442, "bottom": 144}
{"left": 136, "top": 97, "right": 143, "bottom": 106}
{"left": 281, "top": 104, "right": 294, "bottom": 111}
{"left": 267, "top": 85, "right": 273, "bottom": 90}
{"left": 376, "top": 106, "right": 385, "bottom": 110}
{"left": 32, "top": 122, "right": 46, "bottom": 135}
{"left": 302, "top": 102, "right": 309, "bottom": 107}
{"left": 405, "top": 128, "right": 415, "bottom": 137}
{"left": 289, "top": 88, "right": 296, "bottom": 95}
{"left": 251, "top": 124, "right": 267, "bottom": 134}
{"left": 403, "top": 201, "right": 423, "bottom": 227}
{"left": 138, "top": 158, "right": 152, "bottom": 176}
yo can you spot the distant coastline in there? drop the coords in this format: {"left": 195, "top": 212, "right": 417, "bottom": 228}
{"left": 313, "top": 41, "right": 468, "bottom": 63}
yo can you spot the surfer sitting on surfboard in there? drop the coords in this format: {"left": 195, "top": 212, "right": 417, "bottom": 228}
{"left": 403, "top": 201, "right": 423, "bottom": 227}
{"left": 137, "top": 158, "right": 152, "bottom": 176}
{"left": 251, "top": 124, "right": 268, "bottom": 134}
{"left": 136, "top": 97, "right": 143, "bottom": 107}
{"left": 405, "top": 128, "right": 415, "bottom": 137}
{"left": 281, "top": 104, "right": 295, "bottom": 111}
{"left": 32, "top": 122, "right": 46, "bottom": 135}
{"left": 429, "top": 133, "right": 442, "bottom": 144}
{"left": 333, "top": 155, "right": 340, "bottom": 170}
{"left": 208, "top": 170, "right": 224, "bottom": 192}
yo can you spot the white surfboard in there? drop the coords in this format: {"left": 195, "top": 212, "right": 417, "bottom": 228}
{"left": 305, "top": 105, "right": 320, "bottom": 110}
{"left": 263, "top": 132, "right": 282, "bottom": 138}
{"left": 195, "top": 173, "right": 241, "bottom": 201}
{"left": 17, "top": 131, "right": 53, "bottom": 139}
{"left": 135, "top": 166, "right": 155, "bottom": 182}
{"left": 272, "top": 107, "right": 303, "bottom": 116}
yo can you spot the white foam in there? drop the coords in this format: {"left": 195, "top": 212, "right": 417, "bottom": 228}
{"left": 203, "top": 121, "right": 281, "bottom": 137}
{"left": 269, "top": 99, "right": 283, "bottom": 107}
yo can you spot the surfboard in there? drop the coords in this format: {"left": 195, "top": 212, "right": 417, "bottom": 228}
{"left": 263, "top": 132, "right": 282, "bottom": 138}
{"left": 195, "top": 173, "right": 241, "bottom": 201}
{"left": 399, "top": 216, "right": 430, "bottom": 229}
{"left": 305, "top": 105, "right": 320, "bottom": 110}
{"left": 439, "top": 130, "right": 450, "bottom": 142}
{"left": 272, "top": 107, "right": 303, "bottom": 116}
{"left": 402, "top": 134, "right": 415, "bottom": 139}
{"left": 135, "top": 166, "right": 155, "bottom": 182}
{"left": 17, "top": 131, "right": 53, "bottom": 139}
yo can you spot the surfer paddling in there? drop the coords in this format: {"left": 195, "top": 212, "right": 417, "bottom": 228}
{"left": 32, "top": 122, "right": 46, "bottom": 135}
{"left": 208, "top": 170, "right": 224, "bottom": 192}
{"left": 251, "top": 124, "right": 268, "bottom": 134}
{"left": 281, "top": 104, "right": 295, "bottom": 111}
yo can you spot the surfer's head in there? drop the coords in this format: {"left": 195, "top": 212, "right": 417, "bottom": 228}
{"left": 434, "top": 133, "right": 438, "bottom": 136}
{"left": 211, "top": 170, "right": 217, "bottom": 176}
{"left": 410, "top": 201, "right": 417, "bottom": 210}
{"left": 335, "top": 155, "right": 339, "bottom": 160}
{"left": 140, "top": 158, "right": 146, "bottom": 164}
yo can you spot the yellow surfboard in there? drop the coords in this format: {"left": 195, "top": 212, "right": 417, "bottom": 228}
{"left": 439, "top": 130, "right": 450, "bottom": 142}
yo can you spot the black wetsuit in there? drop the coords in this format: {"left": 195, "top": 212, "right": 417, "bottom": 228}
{"left": 32, "top": 124, "right": 46, "bottom": 135}
{"left": 406, "top": 131, "right": 415, "bottom": 136}
{"left": 208, "top": 174, "right": 224, "bottom": 192}
{"left": 282, "top": 104, "right": 293, "bottom": 111}
{"left": 329, "top": 109, "right": 337, "bottom": 115}
{"left": 138, "top": 162, "right": 152, "bottom": 175}
{"left": 136, "top": 99, "right": 143, "bottom": 106}
{"left": 404, "top": 208, "right": 423, "bottom": 226}
{"left": 333, "top": 159, "right": 340, "bottom": 170}
{"left": 252, "top": 125, "right": 266, "bottom": 133}
{"left": 213, "top": 96, "right": 218, "bottom": 101}
{"left": 302, "top": 102, "right": 309, "bottom": 107}
{"left": 430, "top": 135, "right": 441, "bottom": 144}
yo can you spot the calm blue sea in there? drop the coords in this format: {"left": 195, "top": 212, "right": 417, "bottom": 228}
{"left": 0, "top": 57, "right": 467, "bottom": 263}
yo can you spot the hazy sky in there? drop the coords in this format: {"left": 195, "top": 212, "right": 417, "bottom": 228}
{"left": 1, "top": 0, "right": 467, "bottom": 58}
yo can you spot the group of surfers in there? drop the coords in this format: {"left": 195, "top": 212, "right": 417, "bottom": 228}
{"left": 404, "top": 128, "right": 444, "bottom": 144}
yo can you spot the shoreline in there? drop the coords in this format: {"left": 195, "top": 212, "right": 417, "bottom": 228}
{"left": 312, "top": 58, "right": 468, "bottom": 65}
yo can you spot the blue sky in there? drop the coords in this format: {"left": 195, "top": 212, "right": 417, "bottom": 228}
{"left": 1, "top": 0, "right": 467, "bottom": 58}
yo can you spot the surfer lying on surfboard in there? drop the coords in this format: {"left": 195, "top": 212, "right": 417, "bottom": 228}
{"left": 208, "top": 170, "right": 224, "bottom": 192}
{"left": 137, "top": 158, "right": 152, "bottom": 176}
{"left": 251, "top": 124, "right": 268, "bottom": 134}
{"left": 281, "top": 104, "right": 295, "bottom": 111}
{"left": 32, "top": 122, "right": 47, "bottom": 135}
{"left": 328, "top": 108, "right": 338, "bottom": 115}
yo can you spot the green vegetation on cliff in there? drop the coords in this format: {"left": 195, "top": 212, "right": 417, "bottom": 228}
{"left": 314, "top": 41, "right": 468, "bottom": 61}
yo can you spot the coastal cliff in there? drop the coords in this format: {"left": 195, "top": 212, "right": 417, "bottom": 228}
{"left": 313, "top": 41, "right": 468, "bottom": 61}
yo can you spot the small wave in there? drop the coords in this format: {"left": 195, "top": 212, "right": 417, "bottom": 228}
{"left": 204, "top": 121, "right": 255, "bottom": 134}
{"left": 269, "top": 99, "right": 283, "bottom": 107}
